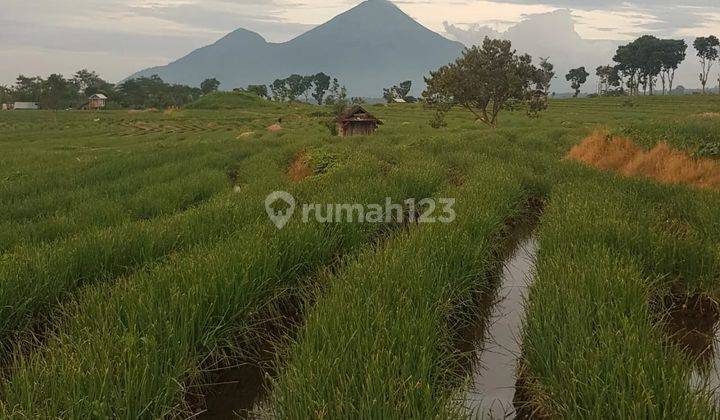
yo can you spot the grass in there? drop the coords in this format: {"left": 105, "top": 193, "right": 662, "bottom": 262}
{"left": 520, "top": 167, "right": 720, "bottom": 418}
{"left": 0, "top": 94, "right": 719, "bottom": 418}
{"left": 270, "top": 160, "right": 530, "bottom": 419}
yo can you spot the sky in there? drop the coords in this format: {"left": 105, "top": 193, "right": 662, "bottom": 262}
{"left": 1, "top": 0, "right": 719, "bottom": 86}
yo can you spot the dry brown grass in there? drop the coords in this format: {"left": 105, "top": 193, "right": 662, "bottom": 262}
{"left": 267, "top": 123, "right": 282, "bottom": 132}
{"left": 236, "top": 131, "right": 254, "bottom": 139}
{"left": 567, "top": 131, "right": 720, "bottom": 191}
{"left": 698, "top": 112, "right": 720, "bottom": 118}
{"left": 287, "top": 150, "right": 312, "bottom": 183}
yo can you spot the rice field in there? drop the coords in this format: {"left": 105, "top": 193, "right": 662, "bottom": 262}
{"left": 0, "top": 94, "right": 719, "bottom": 418}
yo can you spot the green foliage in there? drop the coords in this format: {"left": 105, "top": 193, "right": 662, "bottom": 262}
{"left": 693, "top": 36, "right": 720, "bottom": 93}
{"left": 117, "top": 75, "right": 202, "bottom": 109}
{"left": 312, "top": 72, "right": 331, "bottom": 105}
{"left": 424, "top": 37, "right": 538, "bottom": 127}
{"left": 200, "top": 78, "right": 221, "bottom": 95}
{"left": 566, "top": 66, "right": 590, "bottom": 97}
{"left": 696, "top": 142, "right": 720, "bottom": 159}
{"left": 245, "top": 84, "right": 268, "bottom": 99}
{"left": 184, "top": 91, "right": 272, "bottom": 110}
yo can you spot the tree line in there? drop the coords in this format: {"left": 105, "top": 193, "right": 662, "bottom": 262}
{"left": 0, "top": 70, "right": 231, "bottom": 109}
{"left": 564, "top": 34, "right": 720, "bottom": 97}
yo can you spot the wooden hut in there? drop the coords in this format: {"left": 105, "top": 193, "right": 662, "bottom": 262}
{"left": 336, "top": 106, "right": 383, "bottom": 137}
{"left": 88, "top": 94, "right": 107, "bottom": 110}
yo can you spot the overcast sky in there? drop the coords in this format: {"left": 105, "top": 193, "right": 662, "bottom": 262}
{"left": 1, "top": 0, "right": 719, "bottom": 85}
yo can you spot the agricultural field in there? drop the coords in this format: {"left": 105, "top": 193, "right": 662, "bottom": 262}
{"left": 0, "top": 93, "right": 720, "bottom": 419}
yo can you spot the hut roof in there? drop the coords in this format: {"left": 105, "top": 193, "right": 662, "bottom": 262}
{"left": 89, "top": 93, "right": 108, "bottom": 100}
{"left": 337, "top": 106, "right": 383, "bottom": 124}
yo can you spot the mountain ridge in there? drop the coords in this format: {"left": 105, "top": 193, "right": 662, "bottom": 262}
{"left": 127, "top": 0, "right": 464, "bottom": 97}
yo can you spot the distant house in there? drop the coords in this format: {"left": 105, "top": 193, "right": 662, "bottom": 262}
{"left": 393, "top": 97, "right": 406, "bottom": 103}
{"left": 1, "top": 103, "right": 14, "bottom": 110}
{"left": 336, "top": 106, "right": 383, "bottom": 137}
{"left": 13, "top": 102, "right": 39, "bottom": 110}
{"left": 81, "top": 94, "right": 107, "bottom": 110}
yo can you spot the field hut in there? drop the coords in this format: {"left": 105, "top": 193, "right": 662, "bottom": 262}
{"left": 82, "top": 94, "right": 108, "bottom": 110}
{"left": 336, "top": 106, "right": 383, "bottom": 137}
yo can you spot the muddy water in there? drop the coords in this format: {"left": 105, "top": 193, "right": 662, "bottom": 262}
{"left": 666, "top": 297, "right": 720, "bottom": 403}
{"left": 465, "top": 234, "right": 539, "bottom": 419}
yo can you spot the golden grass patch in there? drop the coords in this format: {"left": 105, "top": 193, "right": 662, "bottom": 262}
{"left": 567, "top": 131, "right": 720, "bottom": 191}
{"left": 287, "top": 150, "right": 312, "bottom": 183}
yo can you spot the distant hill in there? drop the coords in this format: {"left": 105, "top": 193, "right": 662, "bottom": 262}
{"left": 128, "top": 0, "right": 464, "bottom": 98}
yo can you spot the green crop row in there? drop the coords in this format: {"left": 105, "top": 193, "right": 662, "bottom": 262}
{"left": 520, "top": 167, "right": 720, "bottom": 418}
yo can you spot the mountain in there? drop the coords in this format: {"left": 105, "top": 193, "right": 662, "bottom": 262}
{"left": 128, "top": 0, "right": 464, "bottom": 97}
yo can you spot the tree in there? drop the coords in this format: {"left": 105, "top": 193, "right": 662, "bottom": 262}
{"left": 312, "top": 73, "right": 331, "bottom": 105}
{"left": 566, "top": 67, "right": 589, "bottom": 98}
{"left": 659, "top": 39, "right": 687, "bottom": 94}
{"left": 285, "top": 74, "right": 306, "bottom": 101}
{"left": 14, "top": 75, "right": 43, "bottom": 102}
{"left": 325, "top": 78, "right": 341, "bottom": 105}
{"left": 383, "top": 80, "right": 413, "bottom": 103}
{"left": 536, "top": 57, "right": 555, "bottom": 96}
{"left": 200, "top": 78, "right": 221, "bottom": 94}
{"left": 423, "top": 37, "right": 537, "bottom": 127}
{"left": 694, "top": 36, "right": 719, "bottom": 94}
{"left": 40, "top": 73, "right": 79, "bottom": 109}
{"left": 271, "top": 78, "right": 288, "bottom": 101}
{"left": 117, "top": 75, "right": 201, "bottom": 109}
{"left": 72, "top": 69, "right": 106, "bottom": 94}
{"left": 246, "top": 84, "right": 268, "bottom": 99}
{"left": 0, "top": 85, "right": 12, "bottom": 104}
{"left": 595, "top": 65, "right": 614, "bottom": 95}
{"left": 300, "top": 75, "right": 315, "bottom": 102}
{"left": 396, "top": 81, "right": 412, "bottom": 99}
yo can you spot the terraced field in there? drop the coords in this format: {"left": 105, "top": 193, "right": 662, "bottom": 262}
{"left": 0, "top": 94, "right": 719, "bottom": 418}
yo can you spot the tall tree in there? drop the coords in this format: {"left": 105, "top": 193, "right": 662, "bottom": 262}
{"left": 566, "top": 67, "right": 589, "bottom": 98}
{"left": 595, "top": 65, "right": 615, "bottom": 95}
{"left": 325, "top": 78, "right": 341, "bottom": 105}
{"left": 72, "top": 69, "right": 104, "bottom": 94}
{"left": 694, "top": 36, "right": 719, "bottom": 94}
{"left": 659, "top": 39, "right": 687, "bottom": 94}
{"left": 424, "top": 37, "right": 537, "bottom": 127}
{"left": 285, "top": 74, "right": 306, "bottom": 101}
{"left": 537, "top": 57, "right": 555, "bottom": 95}
{"left": 271, "top": 78, "right": 288, "bottom": 101}
{"left": 200, "top": 78, "right": 221, "bottom": 95}
{"left": 311, "top": 73, "right": 331, "bottom": 105}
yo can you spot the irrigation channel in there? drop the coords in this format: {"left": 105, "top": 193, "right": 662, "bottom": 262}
{"left": 463, "top": 220, "right": 539, "bottom": 420}
{"left": 666, "top": 296, "right": 720, "bottom": 403}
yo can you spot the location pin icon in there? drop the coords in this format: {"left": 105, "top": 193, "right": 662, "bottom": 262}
{"left": 265, "top": 191, "right": 296, "bottom": 229}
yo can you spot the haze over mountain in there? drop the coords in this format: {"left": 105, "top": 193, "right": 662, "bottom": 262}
{"left": 129, "top": 0, "right": 464, "bottom": 98}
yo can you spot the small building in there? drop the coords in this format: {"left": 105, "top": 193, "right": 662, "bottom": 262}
{"left": 13, "top": 102, "right": 39, "bottom": 110}
{"left": 1, "top": 103, "right": 14, "bottom": 110}
{"left": 336, "top": 106, "right": 383, "bottom": 137}
{"left": 88, "top": 93, "right": 107, "bottom": 110}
